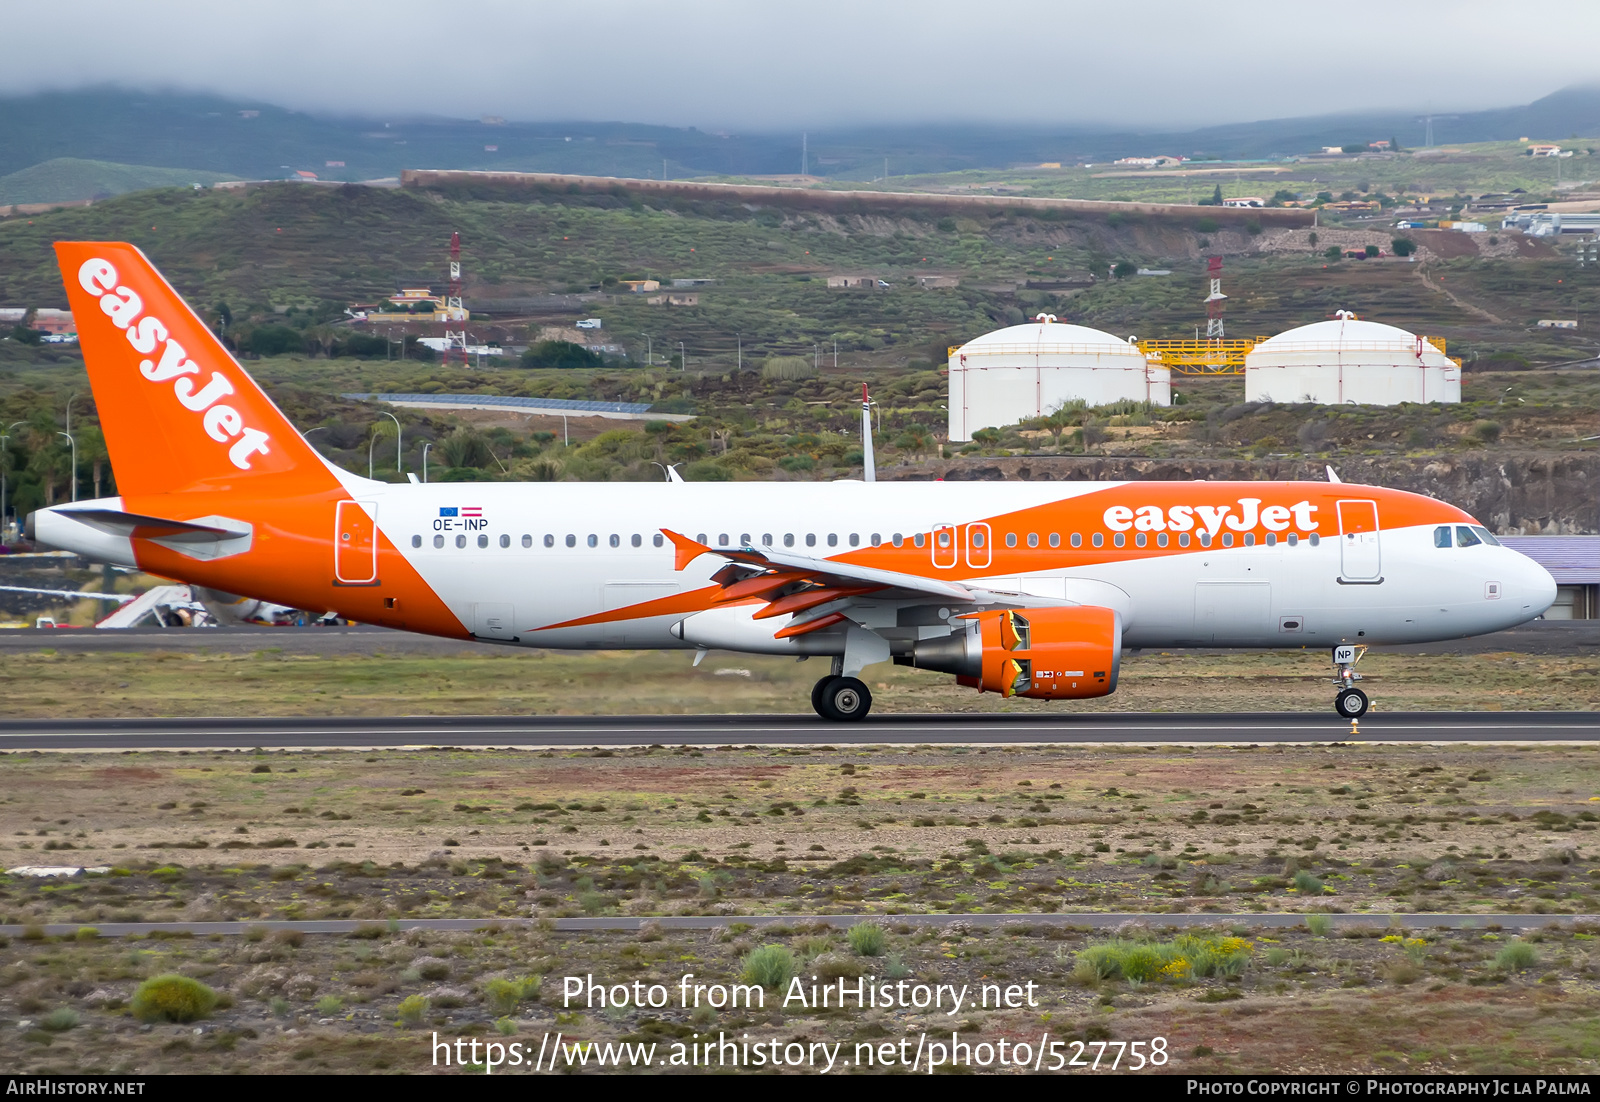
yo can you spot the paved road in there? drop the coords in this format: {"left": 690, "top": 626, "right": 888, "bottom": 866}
{"left": 0, "top": 913, "right": 1586, "bottom": 938}
{"left": 2, "top": 711, "right": 1598, "bottom": 750}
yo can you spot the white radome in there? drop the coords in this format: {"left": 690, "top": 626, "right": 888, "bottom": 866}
{"left": 1245, "top": 313, "right": 1460, "bottom": 406}
{"left": 948, "top": 316, "right": 1170, "bottom": 442}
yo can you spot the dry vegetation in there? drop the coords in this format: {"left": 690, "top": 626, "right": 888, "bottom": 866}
{"left": 2, "top": 645, "right": 1600, "bottom": 716}
{"left": 2, "top": 742, "right": 1599, "bottom": 1073}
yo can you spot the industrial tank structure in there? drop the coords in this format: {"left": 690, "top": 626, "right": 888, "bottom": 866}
{"left": 948, "top": 315, "right": 1170, "bottom": 442}
{"left": 1243, "top": 312, "right": 1460, "bottom": 406}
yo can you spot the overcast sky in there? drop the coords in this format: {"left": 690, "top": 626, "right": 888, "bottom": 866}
{"left": 8, "top": 1, "right": 1597, "bottom": 130}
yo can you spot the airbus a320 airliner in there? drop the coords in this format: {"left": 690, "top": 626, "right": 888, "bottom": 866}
{"left": 30, "top": 243, "right": 1556, "bottom": 721}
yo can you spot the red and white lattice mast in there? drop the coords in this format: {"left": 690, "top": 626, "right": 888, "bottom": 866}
{"left": 443, "top": 231, "right": 467, "bottom": 364}
{"left": 1204, "top": 255, "right": 1226, "bottom": 340}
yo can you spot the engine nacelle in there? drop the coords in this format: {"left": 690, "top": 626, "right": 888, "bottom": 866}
{"left": 905, "top": 606, "right": 1121, "bottom": 699}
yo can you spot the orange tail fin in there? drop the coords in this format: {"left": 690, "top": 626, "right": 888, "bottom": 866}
{"left": 54, "top": 242, "right": 334, "bottom": 497}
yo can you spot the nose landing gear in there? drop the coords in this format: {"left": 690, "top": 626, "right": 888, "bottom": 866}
{"left": 1331, "top": 644, "right": 1369, "bottom": 718}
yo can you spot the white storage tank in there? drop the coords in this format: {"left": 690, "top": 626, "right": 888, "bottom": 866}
{"left": 1244, "top": 312, "right": 1460, "bottom": 406}
{"left": 948, "top": 315, "right": 1170, "bottom": 442}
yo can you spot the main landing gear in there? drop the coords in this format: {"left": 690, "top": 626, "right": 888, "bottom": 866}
{"left": 812, "top": 675, "right": 873, "bottom": 722}
{"left": 1331, "top": 644, "right": 1369, "bottom": 718}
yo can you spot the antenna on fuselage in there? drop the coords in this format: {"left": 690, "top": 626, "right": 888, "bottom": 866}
{"left": 861, "top": 383, "right": 876, "bottom": 483}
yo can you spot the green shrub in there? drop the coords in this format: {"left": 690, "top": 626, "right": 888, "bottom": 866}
{"left": 495, "top": 1017, "right": 518, "bottom": 1036}
{"left": 743, "top": 944, "right": 796, "bottom": 989}
{"left": 484, "top": 978, "right": 522, "bottom": 1015}
{"left": 397, "top": 994, "right": 429, "bottom": 1027}
{"left": 762, "top": 356, "right": 816, "bottom": 382}
{"left": 40, "top": 1007, "right": 79, "bottom": 1032}
{"left": 847, "top": 922, "right": 887, "bottom": 957}
{"left": 315, "top": 995, "right": 344, "bottom": 1016}
{"left": 522, "top": 340, "right": 603, "bottom": 369}
{"left": 1305, "top": 913, "right": 1334, "bottom": 936}
{"left": 1495, "top": 940, "right": 1539, "bottom": 970}
{"left": 75, "top": 926, "right": 99, "bottom": 941}
{"left": 130, "top": 974, "right": 219, "bottom": 1023}
{"left": 1292, "top": 870, "right": 1326, "bottom": 894}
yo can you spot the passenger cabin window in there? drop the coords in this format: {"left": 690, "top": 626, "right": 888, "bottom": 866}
{"left": 913, "top": 533, "right": 926, "bottom": 548}
{"left": 1113, "top": 533, "right": 1126, "bottom": 548}
{"left": 740, "top": 533, "right": 751, "bottom": 546}
{"left": 499, "top": 534, "right": 510, "bottom": 548}
{"left": 1287, "top": 533, "right": 1298, "bottom": 547}
{"left": 1198, "top": 533, "right": 1212, "bottom": 548}
{"left": 763, "top": 534, "right": 773, "bottom": 546}
{"left": 972, "top": 530, "right": 986, "bottom": 548}
{"left": 587, "top": 534, "right": 599, "bottom": 548}
{"left": 478, "top": 534, "right": 489, "bottom": 549}
{"left": 1243, "top": 533, "right": 1255, "bottom": 547}
{"left": 1309, "top": 533, "right": 1320, "bottom": 547}
{"left": 544, "top": 534, "right": 555, "bottom": 548}
{"left": 433, "top": 535, "right": 444, "bottom": 549}
{"left": 1092, "top": 533, "right": 1103, "bottom": 548}
{"left": 806, "top": 534, "right": 817, "bottom": 547}
{"left": 1179, "top": 533, "right": 1191, "bottom": 548}
{"left": 827, "top": 533, "right": 837, "bottom": 547}
{"left": 1069, "top": 533, "right": 1081, "bottom": 548}
{"left": 524, "top": 535, "right": 534, "bottom": 548}
{"left": 849, "top": 533, "right": 860, "bottom": 547}
{"left": 653, "top": 534, "right": 664, "bottom": 547}
{"left": 411, "top": 535, "right": 421, "bottom": 548}
{"left": 870, "top": 533, "right": 881, "bottom": 546}
{"left": 632, "top": 534, "right": 642, "bottom": 548}
{"left": 566, "top": 534, "right": 576, "bottom": 548}
{"left": 892, "top": 534, "right": 903, "bottom": 547}
{"left": 1027, "top": 533, "right": 1038, "bottom": 548}
{"left": 1134, "top": 533, "right": 1146, "bottom": 548}
{"left": 610, "top": 534, "right": 621, "bottom": 548}
{"left": 1456, "top": 526, "right": 1482, "bottom": 548}
{"left": 1221, "top": 533, "right": 1234, "bottom": 547}
{"left": 696, "top": 533, "right": 707, "bottom": 544}
{"left": 784, "top": 534, "right": 795, "bottom": 547}
{"left": 1157, "top": 533, "right": 1169, "bottom": 548}
{"left": 1434, "top": 526, "right": 1452, "bottom": 548}
{"left": 1049, "top": 533, "right": 1060, "bottom": 548}
{"left": 1264, "top": 533, "right": 1275, "bottom": 547}
{"left": 456, "top": 535, "right": 467, "bottom": 549}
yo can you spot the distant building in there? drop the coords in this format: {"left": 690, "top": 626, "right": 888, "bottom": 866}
{"left": 1529, "top": 144, "right": 1563, "bottom": 157}
{"left": 1439, "top": 220, "right": 1487, "bottom": 233}
{"left": 1504, "top": 211, "right": 1600, "bottom": 236}
{"left": 827, "top": 275, "right": 879, "bottom": 289}
{"left": 915, "top": 274, "right": 960, "bottom": 288}
{"left": 1222, "top": 197, "right": 1264, "bottom": 208}
{"left": 1037, "top": 162, "right": 1061, "bottom": 169}
{"left": 671, "top": 278, "right": 715, "bottom": 288}
{"left": 0, "top": 308, "right": 74, "bottom": 335}
{"left": 1323, "top": 200, "right": 1381, "bottom": 213}
{"left": 1368, "top": 139, "right": 1391, "bottom": 150}
{"left": 292, "top": 170, "right": 318, "bottom": 181}
{"left": 1537, "top": 320, "right": 1578, "bottom": 329}
{"left": 1499, "top": 536, "right": 1600, "bottom": 618}
{"left": 645, "top": 293, "right": 699, "bottom": 306}
{"left": 1244, "top": 314, "right": 1459, "bottom": 406}
{"left": 1321, "top": 146, "right": 1344, "bottom": 154}
{"left": 618, "top": 280, "right": 661, "bottom": 293}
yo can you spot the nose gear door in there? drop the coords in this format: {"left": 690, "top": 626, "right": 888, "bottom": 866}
{"left": 1336, "top": 499, "right": 1381, "bottom": 582}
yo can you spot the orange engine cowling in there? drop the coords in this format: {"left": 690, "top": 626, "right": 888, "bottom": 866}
{"left": 962, "top": 606, "right": 1122, "bottom": 699}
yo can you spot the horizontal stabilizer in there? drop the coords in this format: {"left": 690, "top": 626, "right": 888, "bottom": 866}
{"left": 55, "top": 508, "right": 248, "bottom": 543}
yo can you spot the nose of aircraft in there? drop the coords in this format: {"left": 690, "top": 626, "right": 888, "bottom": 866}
{"left": 1503, "top": 546, "right": 1556, "bottom": 623}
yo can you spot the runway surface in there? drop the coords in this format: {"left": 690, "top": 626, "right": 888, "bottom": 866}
{"left": 2, "top": 711, "right": 1599, "bottom": 750}
{"left": 0, "top": 912, "right": 1587, "bottom": 938}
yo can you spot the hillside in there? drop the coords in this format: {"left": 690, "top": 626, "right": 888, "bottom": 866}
{"left": 0, "top": 157, "right": 239, "bottom": 206}
{"left": 4, "top": 86, "right": 1600, "bottom": 187}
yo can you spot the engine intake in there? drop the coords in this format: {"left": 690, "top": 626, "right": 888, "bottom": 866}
{"left": 904, "top": 606, "right": 1121, "bottom": 700}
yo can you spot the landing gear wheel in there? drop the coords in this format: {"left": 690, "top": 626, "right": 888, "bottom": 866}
{"left": 811, "top": 676, "right": 839, "bottom": 719}
{"left": 818, "top": 676, "right": 873, "bottom": 722}
{"left": 1334, "top": 687, "right": 1369, "bottom": 719}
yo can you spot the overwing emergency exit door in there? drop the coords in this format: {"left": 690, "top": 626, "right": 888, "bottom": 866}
{"left": 1337, "top": 499, "right": 1381, "bottom": 582}
{"left": 335, "top": 500, "right": 378, "bottom": 584}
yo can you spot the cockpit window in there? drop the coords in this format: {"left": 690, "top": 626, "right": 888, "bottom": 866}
{"left": 1455, "top": 525, "right": 1481, "bottom": 548}
{"left": 1434, "top": 526, "right": 1452, "bottom": 548}
{"left": 1472, "top": 526, "right": 1501, "bottom": 546}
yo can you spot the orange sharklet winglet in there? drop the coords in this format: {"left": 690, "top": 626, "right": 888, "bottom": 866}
{"left": 661, "top": 528, "right": 713, "bottom": 572}
{"left": 773, "top": 612, "right": 846, "bottom": 639}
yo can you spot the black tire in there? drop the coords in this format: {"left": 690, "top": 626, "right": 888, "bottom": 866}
{"left": 810, "top": 676, "right": 839, "bottom": 719}
{"left": 1334, "top": 687, "right": 1369, "bottom": 718}
{"left": 820, "top": 676, "right": 872, "bottom": 722}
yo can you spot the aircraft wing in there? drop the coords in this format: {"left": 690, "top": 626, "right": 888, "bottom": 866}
{"left": 661, "top": 529, "right": 1074, "bottom": 619}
